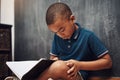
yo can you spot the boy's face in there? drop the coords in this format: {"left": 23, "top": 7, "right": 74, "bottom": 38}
{"left": 48, "top": 15, "right": 75, "bottom": 39}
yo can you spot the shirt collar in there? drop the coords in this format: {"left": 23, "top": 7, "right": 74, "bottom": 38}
{"left": 71, "top": 23, "right": 81, "bottom": 40}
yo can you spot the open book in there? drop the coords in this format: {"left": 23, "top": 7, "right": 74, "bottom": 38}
{"left": 6, "top": 58, "right": 55, "bottom": 80}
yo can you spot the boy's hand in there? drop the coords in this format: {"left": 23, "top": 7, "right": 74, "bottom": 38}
{"left": 66, "top": 59, "right": 79, "bottom": 79}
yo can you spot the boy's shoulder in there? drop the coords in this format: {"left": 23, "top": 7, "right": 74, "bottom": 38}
{"left": 76, "top": 23, "right": 94, "bottom": 36}
{"left": 81, "top": 28, "right": 94, "bottom": 36}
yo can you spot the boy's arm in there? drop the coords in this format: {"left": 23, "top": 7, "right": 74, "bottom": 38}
{"left": 77, "top": 53, "right": 112, "bottom": 70}
{"left": 66, "top": 53, "right": 112, "bottom": 76}
{"left": 50, "top": 55, "right": 59, "bottom": 60}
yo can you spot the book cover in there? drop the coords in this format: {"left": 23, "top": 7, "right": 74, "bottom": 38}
{"left": 6, "top": 58, "right": 55, "bottom": 80}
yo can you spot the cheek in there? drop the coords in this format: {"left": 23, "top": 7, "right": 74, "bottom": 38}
{"left": 68, "top": 27, "right": 74, "bottom": 34}
{"left": 65, "top": 28, "right": 73, "bottom": 37}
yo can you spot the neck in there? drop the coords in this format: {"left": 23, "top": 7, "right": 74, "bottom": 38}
{"left": 74, "top": 23, "right": 78, "bottom": 31}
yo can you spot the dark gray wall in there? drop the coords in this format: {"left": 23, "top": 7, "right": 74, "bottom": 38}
{"left": 0, "top": 0, "right": 1, "bottom": 22}
{"left": 15, "top": 0, "right": 120, "bottom": 77}
{"left": 15, "top": 0, "right": 56, "bottom": 60}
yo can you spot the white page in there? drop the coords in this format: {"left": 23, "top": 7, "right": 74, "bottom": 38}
{"left": 6, "top": 60, "right": 39, "bottom": 79}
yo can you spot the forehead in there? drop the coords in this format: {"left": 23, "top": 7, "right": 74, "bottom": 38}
{"left": 48, "top": 17, "right": 66, "bottom": 31}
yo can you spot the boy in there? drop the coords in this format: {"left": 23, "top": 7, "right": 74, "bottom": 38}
{"left": 38, "top": 2, "right": 112, "bottom": 80}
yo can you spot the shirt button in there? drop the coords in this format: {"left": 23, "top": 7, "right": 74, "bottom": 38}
{"left": 68, "top": 45, "right": 71, "bottom": 48}
{"left": 68, "top": 40, "right": 71, "bottom": 43}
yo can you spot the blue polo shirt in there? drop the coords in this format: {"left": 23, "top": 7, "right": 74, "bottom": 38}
{"left": 50, "top": 23, "right": 108, "bottom": 80}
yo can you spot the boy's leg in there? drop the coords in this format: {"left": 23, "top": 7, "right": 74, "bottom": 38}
{"left": 38, "top": 60, "right": 83, "bottom": 80}
{"left": 37, "top": 60, "right": 71, "bottom": 80}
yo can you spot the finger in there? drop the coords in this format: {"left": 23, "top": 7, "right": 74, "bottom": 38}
{"left": 69, "top": 69, "right": 77, "bottom": 78}
{"left": 69, "top": 71, "right": 75, "bottom": 77}
{"left": 67, "top": 66, "right": 75, "bottom": 74}
{"left": 68, "top": 71, "right": 77, "bottom": 80}
{"left": 71, "top": 72, "right": 78, "bottom": 80}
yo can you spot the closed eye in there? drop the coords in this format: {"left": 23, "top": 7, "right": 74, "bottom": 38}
{"left": 58, "top": 27, "right": 65, "bottom": 33}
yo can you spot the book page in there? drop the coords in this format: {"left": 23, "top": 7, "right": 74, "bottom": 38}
{"left": 6, "top": 60, "right": 39, "bottom": 79}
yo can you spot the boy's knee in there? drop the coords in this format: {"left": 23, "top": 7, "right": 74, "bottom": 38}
{"left": 50, "top": 60, "right": 69, "bottom": 72}
{"left": 38, "top": 60, "right": 70, "bottom": 80}
{"left": 48, "top": 60, "right": 69, "bottom": 78}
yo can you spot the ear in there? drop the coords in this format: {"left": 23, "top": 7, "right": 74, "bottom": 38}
{"left": 70, "top": 15, "right": 75, "bottom": 21}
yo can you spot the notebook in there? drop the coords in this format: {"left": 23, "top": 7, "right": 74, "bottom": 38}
{"left": 6, "top": 58, "right": 55, "bottom": 80}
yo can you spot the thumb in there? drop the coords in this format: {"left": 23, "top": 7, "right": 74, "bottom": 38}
{"left": 66, "top": 61, "right": 74, "bottom": 68}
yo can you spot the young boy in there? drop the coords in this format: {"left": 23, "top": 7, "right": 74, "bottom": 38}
{"left": 38, "top": 2, "right": 112, "bottom": 80}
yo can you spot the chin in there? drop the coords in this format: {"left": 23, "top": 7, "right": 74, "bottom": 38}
{"left": 61, "top": 35, "right": 71, "bottom": 39}
{"left": 64, "top": 36, "right": 71, "bottom": 39}
{"left": 62, "top": 37, "right": 68, "bottom": 40}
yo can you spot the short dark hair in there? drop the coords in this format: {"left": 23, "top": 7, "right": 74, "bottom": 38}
{"left": 46, "top": 2, "right": 72, "bottom": 25}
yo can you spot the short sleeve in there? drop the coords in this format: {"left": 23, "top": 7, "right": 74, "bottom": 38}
{"left": 88, "top": 33, "right": 108, "bottom": 57}
{"left": 50, "top": 35, "right": 59, "bottom": 56}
